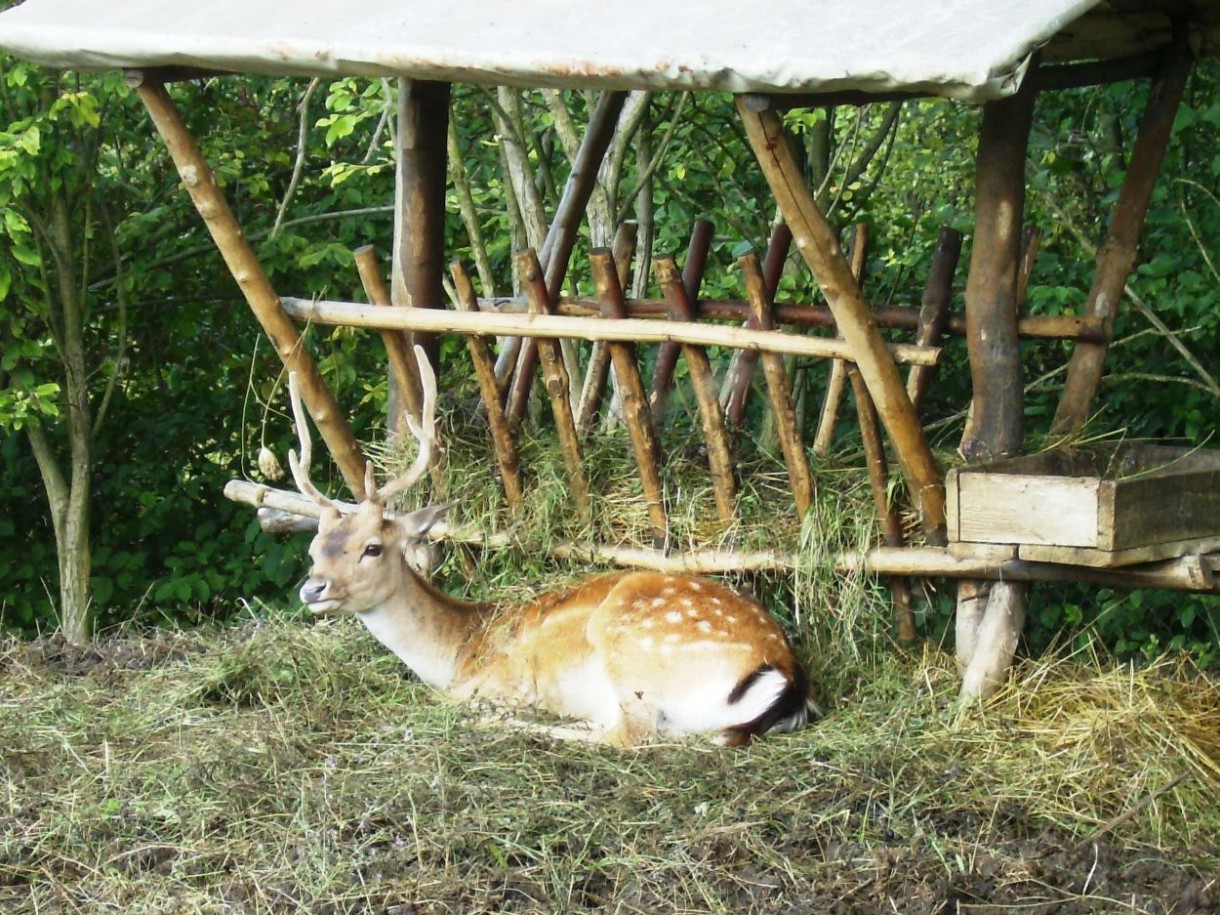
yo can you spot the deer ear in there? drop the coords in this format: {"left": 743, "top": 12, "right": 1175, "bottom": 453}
{"left": 392, "top": 502, "right": 452, "bottom": 543}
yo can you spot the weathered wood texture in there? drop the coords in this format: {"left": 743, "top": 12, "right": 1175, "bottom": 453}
{"left": 740, "top": 253, "right": 814, "bottom": 519}
{"left": 576, "top": 222, "right": 638, "bottom": 435}
{"left": 960, "top": 74, "right": 1037, "bottom": 463}
{"left": 948, "top": 445, "right": 1220, "bottom": 568}
{"left": 451, "top": 260, "right": 524, "bottom": 514}
{"left": 726, "top": 223, "right": 792, "bottom": 427}
{"left": 651, "top": 219, "right": 714, "bottom": 424}
{"left": 508, "top": 90, "right": 629, "bottom": 423}
{"left": 906, "top": 228, "right": 963, "bottom": 410}
{"left": 656, "top": 257, "right": 738, "bottom": 524}
{"left": 590, "top": 249, "right": 668, "bottom": 546}
{"left": 136, "top": 81, "right": 367, "bottom": 496}
{"left": 354, "top": 245, "right": 422, "bottom": 427}
{"left": 518, "top": 249, "right": 590, "bottom": 519}
{"left": 280, "top": 297, "right": 943, "bottom": 364}
{"left": 1052, "top": 35, "right": 1193, "bottom": 434}
{"left": 813, "top": 223, "right": 870, "bottom": 457}
{"left": 392, "top": 79, "right": 450, "bottom": 369}
{"left": 737, "top": 101, "right": 945, "bottom": 541}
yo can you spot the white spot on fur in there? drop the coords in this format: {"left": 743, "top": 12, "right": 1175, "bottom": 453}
{"left": 664, "top": 632, "right": 681, "bottom": 643}
{"left": 651, "top": 597, "right": 666, "bottom": 608}
{"left": 665, "top": 611, "right": 682, "bottom": 624}
{"left": 697, "top": 620, "right": 713, "bottom": 633}
{"left": 689, "top": 581, "right": 703, "bottom": 591}
{"left": 642, "top": 618, "right": 654, "bottom": 629}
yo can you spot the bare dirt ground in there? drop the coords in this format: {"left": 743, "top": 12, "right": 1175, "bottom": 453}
{"left": 2, "top": 622, "right": 1217, "bottom": 913}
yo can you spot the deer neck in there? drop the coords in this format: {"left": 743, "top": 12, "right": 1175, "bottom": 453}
{"left": 356, "top": 562, "right": 486, "bottom": 691}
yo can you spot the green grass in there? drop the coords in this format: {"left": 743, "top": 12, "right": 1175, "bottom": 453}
{"left": 2, "top": 618, "right": 1217, "bottom": 913}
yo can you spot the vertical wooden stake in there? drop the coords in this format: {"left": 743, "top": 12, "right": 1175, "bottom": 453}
{"left": 740, "top": 253, "right": 815, "bottom": 519}
{"left": 905, "top": 228, "right": 963, "bottom": 411}
{"left": 508, "top": 91, "right": 629, "bottom": 424}
{"left": 655, "top": 256, "right": 738, "bottom": 525}
{"left": 134, "top": 78, "right": 367, "bottom": 497}
{"left": 956, "top": 67, "right": 1038, "bottom": 703}
{"left": 451, "top": 261, "right": 524, "bottom": 515}
{"left": 392, "top": 79, "right": 451, "bottom": 385}
{"left": 577, "top": 221, "right": 638, "bottom": 435}
{"left": 726, "top": 223, "right": 791, "bottom": 426}
{"left": 354, "top": 245, "right": 423, "bottom": 430}
{"left": 518, "top": 249, "right": 591, "bottom": 520}
{"left": 813, "top": 223, "right": 870, "bottom": 456}
{"left": 738, "top": 100, "right": 945, "bottom": 542}
{"left": 590, "top": 250, "right": 668, "bottom": 547}
{"left": 650, "top": 219, "right": 714, "bottom": 425}
{"left": 848, "top": 367, "right": 915, "bottom": 640}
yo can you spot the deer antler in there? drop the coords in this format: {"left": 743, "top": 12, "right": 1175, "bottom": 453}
{"left": 287, "top": 371, "right": 337, "bottom": 510}
{"left": 376, "top": 344, "right": 439, "bottom": 505}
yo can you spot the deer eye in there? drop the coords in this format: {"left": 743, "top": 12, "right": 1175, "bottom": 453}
{"left": 361, "top": 543, "right": 383, "bottom": 559}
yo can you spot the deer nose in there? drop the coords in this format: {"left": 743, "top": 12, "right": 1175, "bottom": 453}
{"left": 300, "top": 578, "right": 329, "bottom": 605}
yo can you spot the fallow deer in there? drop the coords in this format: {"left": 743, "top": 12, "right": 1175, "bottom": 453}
{"left": 288, "top": 347, "right": 818, "bottom": 747}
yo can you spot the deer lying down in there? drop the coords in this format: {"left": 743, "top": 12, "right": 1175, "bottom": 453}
{"left": 288, "top": 350, "right": 818, "bottom": 747}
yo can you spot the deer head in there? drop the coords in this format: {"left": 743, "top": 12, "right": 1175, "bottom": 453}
{"left": 288, "top": 346, "right": 447, "bottom": 616}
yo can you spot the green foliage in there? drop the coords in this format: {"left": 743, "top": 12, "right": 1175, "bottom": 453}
{"left": 0, "top": 52, "right": 1216, "bottom": 659}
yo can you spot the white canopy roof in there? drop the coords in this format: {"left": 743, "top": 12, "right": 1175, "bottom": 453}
{"left": 0, "top": 0, "right": 1107, "bottom": 101}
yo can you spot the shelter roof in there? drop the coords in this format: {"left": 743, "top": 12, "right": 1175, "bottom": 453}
{"left": 0, "top": 0, "right": 1215, "bottom": 101}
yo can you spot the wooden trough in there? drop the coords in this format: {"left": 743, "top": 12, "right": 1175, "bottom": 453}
{"left": 3, "top": 0, "right": 1219, "bottom": 702}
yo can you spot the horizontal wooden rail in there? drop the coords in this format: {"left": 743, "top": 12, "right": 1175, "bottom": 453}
{"left": 280, "top": 296, "right": 943, "bottom": 366}
{"left": 227, "top": 480, "right": 1219, "bottom": 591}
{"left": 479, "top": 296, "right": 1107, "bottom": 343}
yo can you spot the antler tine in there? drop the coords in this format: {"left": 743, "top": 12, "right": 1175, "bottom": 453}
{"left": 286, "top": 371, "right": 336, "bottom": 509}
{"left": 376, "top": 344, "right": 439, "bottom": 504}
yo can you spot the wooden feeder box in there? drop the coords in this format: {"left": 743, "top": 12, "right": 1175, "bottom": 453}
{"left": 947, "top": 444, "right": 1220, "bottom": 568}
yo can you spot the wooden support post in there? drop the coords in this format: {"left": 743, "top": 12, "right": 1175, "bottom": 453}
{"left": 738, "top": 100, "right": 945, "bottom": 541}
{"left": 905, "top": 228, "right": 963, "bottom": 411}
{"left": 354, "top": 245, "right": 423, "bottom": 430}
{"left": 133, "top": 78, "right": 367, "bottom": 497}
{"left": 518, "top": 249, "right": 591, "bottom": 519}
{"left": 577, "top": 221, "right": 638, "bottom": 435}
{"left": 591, "top": 250, "right": 668, "bottom": 546}
{"left": 848, "top": 367, "right": 915, "bottom": 639}
{"left": 651, "top": 219, "right": 714, "bottom": 424}
{"left": 740, "top": 253, "right": 815, "bottom": 519}
{"left": 451, "top": 261, "right": 524, "bottom": 515}
{"left": 655, "top": 256, "right": 738, "bottom": 525}
{"left": 814, "top": 223, "right": 870, "bottom": 457}
{"left": 956, "top": 68, "right": 1039, "bottom": 703}
{"left": 1052, "top": 35, "right": 1193, "bottom": 435}
{"left": 726, "top": 223, "right": 791, "bottom": 427}
{"left": 392, "top": 79, "right": 450, "bottom": 384}
{"left": 508, "top": 91, "right": 629, "bottom": 424}
{"left": 961, "top": 81, "right": 1037, "bottom": 463}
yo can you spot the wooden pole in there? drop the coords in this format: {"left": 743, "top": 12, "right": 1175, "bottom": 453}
{"left": 726, "top": 223, "right": 791, "bottom": 426}
{"left": 651, "top": 219, "right": 714, "bottom": 424}
{"left": 813, "top": 223, "right": 870, "bottom": 457}
{"left": 591, "top": 250, "right": 668, "bottom": 546}
{"left": 133, "top": 78, "right": 367, "bottom": 497}
{"left": 1052, "top": 35, "right": 1193, "bottom": 435}
{"left": 956, "top": 68, "right": 1039, "bottom": 703}
{"left": 655, "top": 257, "right": 738, "bottom": 524}
{"left": 280, "top": 296, "right": 943, "bottom": 365}
{"left": 392, "top": 80, "right": 451, "bottom": 371}
{"left": 508, "top": 91, "right": 629, "bottom": 424}
{"left": 451, "top": 261, "right": 524, "bottom": 515}
{"left": 740, "top": 253, "right": 814, "bottom": 519}
{"left": 577, "top": 222, "right": 638, "bottom": 435}
{"left": 354, "top": 245, "right": 423, "bottom": 429}
{"left": 905, "top": 228, "right": 963, "bottom": 411}
{"left": 518, "top": 249, "right": 591, "bottom": 520}
{"left": 737, "top": 100, "right": 945, "bottom": 542}
{"left": 961, "top": 79, "right": 1037, "bottom": 463}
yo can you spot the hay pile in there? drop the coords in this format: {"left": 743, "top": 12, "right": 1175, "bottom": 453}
{"left": 2, "top": 620, "right": 1216, "bottom": 913}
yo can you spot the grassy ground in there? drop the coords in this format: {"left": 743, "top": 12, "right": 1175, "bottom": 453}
{"left": 2, "top": 617, "right": 1217, "bottom": 914}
